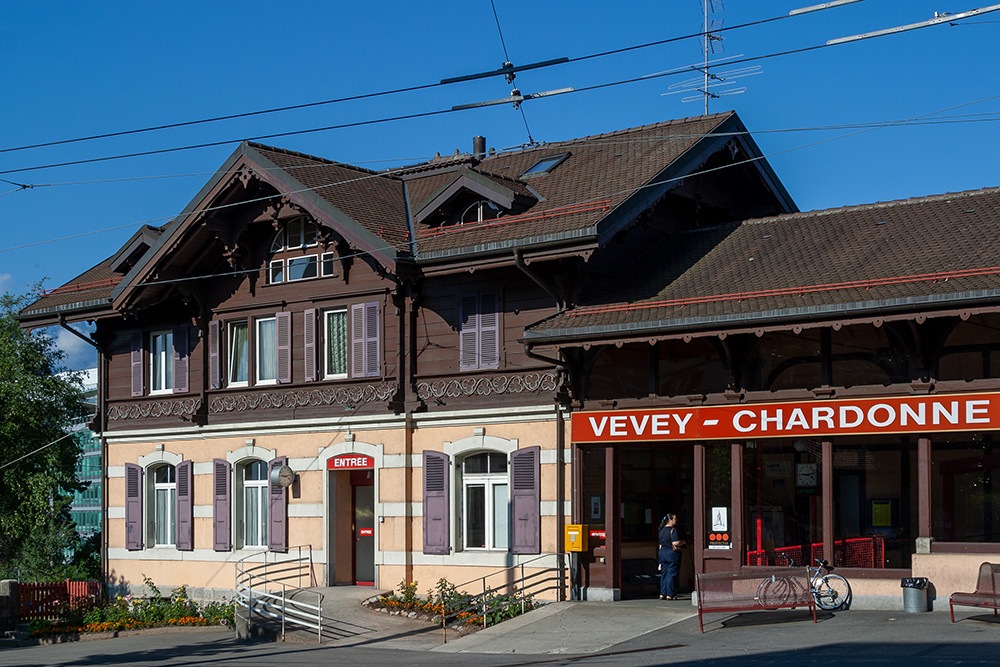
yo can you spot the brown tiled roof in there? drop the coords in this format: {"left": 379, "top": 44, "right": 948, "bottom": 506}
{"left": 249, "top": 144, "right": 410, "bottom": 245}
{"left": 19, "top": 256, "right": 119, "bottom": 322}
{"left": 526, "top": 187, "right": 1000, "bottom": 340}
{"left": 404, "top": 113, "right": 734, "bottom": 257}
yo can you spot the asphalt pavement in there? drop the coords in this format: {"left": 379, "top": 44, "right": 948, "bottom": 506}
{"left": 2, "top": 590, "right": 999, "bottom": 666}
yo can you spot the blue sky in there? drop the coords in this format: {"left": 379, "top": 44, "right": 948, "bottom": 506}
{"left": 2, "top": 1, "right": 999, "bottom": 370}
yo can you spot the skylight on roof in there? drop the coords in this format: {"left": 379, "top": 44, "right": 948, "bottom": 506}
{"left": 521, "top": 153, "right": 568, "bottom": 178}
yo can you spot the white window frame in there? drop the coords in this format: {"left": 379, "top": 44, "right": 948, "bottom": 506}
{"left": 227, "top": 320, "right": 249, "bottom": 387}
{"left": 460, "top": 452, "right": 509, "bottom": 552}
{"left": 321, "top": 251, "right": 336, "bottom": 277}
{"left": 150, "top": 464, "right": 176, "bottom": 547}
{"left": 255, "top": 316, "right": 277, "bottom": 385}
{"left": 239, "top": 460, "right": 269, "bottom": 549}
{"left": 149, "top": 330, "right": 173, "bottom": 395}
{"left": 269, "top": 259, "right": 285, "bottom": 284}
{"left": 460, "top": 200, "right": 502, "bottom": 226}
{"left": 286, "top": 254, "right": 319, "bottom": 282}
{"left": 324, "top": 307, "right": 348, "bottom": 379}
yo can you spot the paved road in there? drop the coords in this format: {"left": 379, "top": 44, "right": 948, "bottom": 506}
{"left": 2, "top": 600, "right": 999, "bottom": 666}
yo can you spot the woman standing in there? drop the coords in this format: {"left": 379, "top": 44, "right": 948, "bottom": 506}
{"left": 657, "top": 513, "right": 685, "bottom": 600}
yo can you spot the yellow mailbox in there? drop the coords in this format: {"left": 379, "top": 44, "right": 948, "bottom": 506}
{"left": 565, "top": 524, "right": 588, "bottom": 552}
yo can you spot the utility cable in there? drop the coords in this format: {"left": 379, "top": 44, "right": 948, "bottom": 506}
{"left": 0, "top": 432, "right": 75, "bottom": 472}
{"left": 0, "top": 2, "right": 864, "bottom": 158}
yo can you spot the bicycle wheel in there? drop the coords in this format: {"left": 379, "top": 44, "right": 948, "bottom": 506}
{"left": 814, "top": 574, "right": 851, "bottom": 610}
{"left": 756, "top": 576, "right": 793, "bottom": 609}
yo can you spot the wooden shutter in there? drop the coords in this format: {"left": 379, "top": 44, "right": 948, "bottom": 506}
{"left": 303, "top": 309, "right": 317, "bottom": 382}
{"left": 176, "top": 460, "right": 193, "bottom": 550}
{"left": 268, "top": 456, "right": 288, "bottom": 553}
{"left": 363, "top": 302, "right": 380, "bottom": 377}
{"left": 479, "top": 292, "right": 500, "bottom": 369}
{"left": 510, "top": 446, "right": 540, "bottom": 554}
{"left": 125, "top": 463, "right": 143, "bottom": 550}
{"left": 422, "top": 451, "right": 450, "bottom": 555}
{"left": 350, "top": 303, "right": 365, "bottom": 378}
{"left": 130, "top": 332, "right": 144, "bottom": 397}
{"left": 213, "top": 459, "right": 231, "bottom": 551}
{"left": 276, "top": 312, "right": 292, "bottom": 384}
{"left": 172, "top": 326, "right": 189, "bottom": 394}
{"left": 208, "top": 321, "right": 221, "bottom": 390}
{"left": 458, "top": 294, "right": 479, "bottom": 370}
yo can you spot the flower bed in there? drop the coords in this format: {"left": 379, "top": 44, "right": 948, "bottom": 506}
{"left": 28, "top": 577, "right": 234, "bottom": 638}
{"left": 363, "top": 578, "right": 535, "bottom": 632}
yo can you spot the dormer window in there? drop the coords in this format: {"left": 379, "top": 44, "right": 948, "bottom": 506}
{"left": 521, "top": 153, "right": 568, "bottom": 178}
{"left": 461, "top": 200, "right": 503, "bottom": 226}
{"left": 271, "top": 217, "right": 318, "bottom": 252}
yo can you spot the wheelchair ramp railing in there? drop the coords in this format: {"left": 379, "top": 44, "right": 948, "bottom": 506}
{"left": 235, "top": 545, "right": 323, "bottom": 643}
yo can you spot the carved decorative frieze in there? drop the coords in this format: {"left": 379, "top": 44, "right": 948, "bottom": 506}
{"left": 107, "top": 398, "right": 203, "bottom": 421}
{"left": 209, "top": 382, "right": 398, "bottom": 413}
{"left": 417, "top": 372, "right": 558, "bottom": 400}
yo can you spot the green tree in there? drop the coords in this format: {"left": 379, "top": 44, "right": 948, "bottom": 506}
{"left": 0, "top": 289, "right": 88, "bottom": 581}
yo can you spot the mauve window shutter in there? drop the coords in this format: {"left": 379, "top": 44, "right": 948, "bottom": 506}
{"left": 303, "top": 309, "right": 317, "bottom": 382}
{"left": 510, "top": 446, "right": 540, "bottom": 554}
{"left": 458, "top": 294, "right": 479, "bottom": 370}
{"left": 130, "top": 332, "right": 144, "bottom": 397}
{"left": 276, "top": 312, "right": 292, "bottom": 384}
{"left": 125, "top": 463, "right": 143, "bottom": 550}
{"left": 208, "top": 321, "right": 221, "bottom": 390}
{"left": 176, "top": 460, "right": 193, "bottom": 551}
{"left": 422, "top": 451, "right": 450, "bottom": 555}
{"left": 172, "top": 326, "right": 189, "bottom": 394}
{"left": 479, "top": 292, "right": 500, "bottom": 369}
{"left": 350, "top": 303, "right": 365, "bottom": 378}
{"left": 364, "top": 302, "right": 380, "bottom": 377}
{"left": 213, "top": 459, "right": 231, "bottom": 551}
{"left": 268, "top": 456, "right": 288, "bottom": 553}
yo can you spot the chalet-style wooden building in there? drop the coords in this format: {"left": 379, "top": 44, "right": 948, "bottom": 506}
{"left": 21, "top": 111, "right": 1000, "bottom": 609}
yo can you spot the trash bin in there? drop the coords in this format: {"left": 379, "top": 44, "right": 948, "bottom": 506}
{"left": 901, "top": 577, "right": 928, "bottom": 613}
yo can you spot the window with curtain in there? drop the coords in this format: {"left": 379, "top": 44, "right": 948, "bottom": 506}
{"left": 241, "top": 460, "right": 269, "bottom": 548}
{"left": 228, "top": 321, "right": 248, "bottom": 385}
{"left": 325, "top": 308, "right": 348, "bottom": 378}
{"left": 150, "top": 330, "right": 173, "bottom": 393}
{"left": 256, "top": 317, "right": 276, "bottom": 384}
{"left": 152, "top": 465, "right": 176, "bottom": 547}
{"left": 461, "top": 452, "right": 508, "bottom": 550}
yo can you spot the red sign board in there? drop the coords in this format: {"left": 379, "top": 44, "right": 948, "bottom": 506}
{"left": 572, "top": 392, "right": 1000, "bottom": 442}
{"left": 590, "top": 530, "right": 606, "bottom": 539}
{"left": 327, "top": 455, "right": 375, "bottom": 470}
{"left": 358, "top": 528, "right": 374, "bottom": 537}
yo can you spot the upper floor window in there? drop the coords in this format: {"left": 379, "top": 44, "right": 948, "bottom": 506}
{"left": 150, "top": 330, "right": 173, "bottom": 393}
{"left": 228, "top": 321, "right": 249, "bottom": 386}
{"left": 459, "top": 292, "right": 500, "bottom": 371}
{"left": 461, "top": 200, "right": 502, "bottom": 226}
{"left": 269, "top": 218, "right": 322, "bottom": 285}
{"left": 324, "top": 308, "right": 348, "bottom": 379}
{"left": 256, "top": 317, "right": 277, "bottom": 384}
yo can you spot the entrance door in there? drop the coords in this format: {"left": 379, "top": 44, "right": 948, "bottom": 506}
{"left": 353, "top": 484, "right": 375, "bottom": 585}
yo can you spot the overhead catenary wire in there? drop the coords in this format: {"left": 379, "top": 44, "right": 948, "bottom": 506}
{"left": 0, "top": 1, "right": 869, "bottom": 159}
{"left": 4, "top": 89, "right": 1000, "bottom": 258}
{"left": 0, "top": 432, "right": 75, "bottom": 472}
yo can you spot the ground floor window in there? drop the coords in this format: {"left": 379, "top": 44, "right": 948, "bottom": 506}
{"left": 151, "top": 464, "right": 176, "bottom": 547}
{"left": 933, "top": 435, "right": 1000, "bottom": 543}
{"left": 241, "top": 460, "right": 269, "bottom": 548}
{"left": 461, "top": 452, "right": 508, "bottom": 550}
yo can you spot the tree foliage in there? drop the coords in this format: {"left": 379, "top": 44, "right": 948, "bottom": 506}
{"left": 0, "top": 289, "right": 92, "bottom": 581}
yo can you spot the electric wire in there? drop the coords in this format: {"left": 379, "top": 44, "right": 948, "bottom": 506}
{"left": 0, "top": 432, "right": 75, "bottom": 472}
{"left": 0, "top": 2, "right": 865, "bottom": 158}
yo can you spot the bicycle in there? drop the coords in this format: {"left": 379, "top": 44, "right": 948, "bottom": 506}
{"left": 755, "top": 558, "right": 852, "bottom": 611}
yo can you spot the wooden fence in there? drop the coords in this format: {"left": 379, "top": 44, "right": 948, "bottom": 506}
{"left": 19, "top": 580, "right": 102, "bottom": 621}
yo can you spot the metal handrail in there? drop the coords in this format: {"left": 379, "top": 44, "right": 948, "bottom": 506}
{"left": 437, "top": 553, "right": 565, "bottom": 642}
{"left": 235, "top": 545, "right": 324, "bottom": 643}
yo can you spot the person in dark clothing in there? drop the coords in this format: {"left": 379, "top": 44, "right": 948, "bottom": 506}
{"left": 657, "top": 513, "right": 685, "bottom": 600}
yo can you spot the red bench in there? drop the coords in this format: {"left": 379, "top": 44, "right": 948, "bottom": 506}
{"left": 949, "top": 562, "right": 1000, "bottom": 623}
{"left": 696, "top": 568, "right": 816, "bottom": 633}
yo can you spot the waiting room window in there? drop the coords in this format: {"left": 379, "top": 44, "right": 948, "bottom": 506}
{"left": 241, "top": 461, "right": 269, "bottom": 548}
{"left": 151, "top": 464, "right": 176, "bottom": 547}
